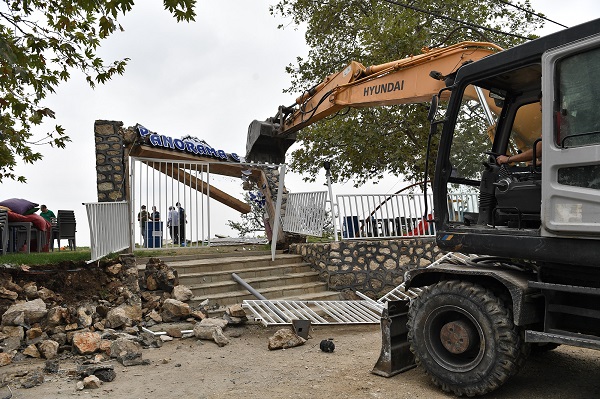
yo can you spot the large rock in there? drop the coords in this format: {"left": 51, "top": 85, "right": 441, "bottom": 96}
{"left": 2, "top": 325, "right": 24, "bottom": 340}
{"left": 38, "top": 340, "right": 60, "bottom": 359}
{"left": 1, "top": 298, "right": 47, "bottom": 326}
{"left": 23, "top": 344, "right": 41, "bottom": 358}
{"left": 77, "top": 306, "right": 93, "bottom": 328}
{"left": 160, "top": 299, "right": 190, "bottom": 322}
{"left": 72, "top": 331, "right": 102, "bottom": 355}
{"left": 172, "top": 285, "right": 193, "bottom": 302}
{"left": 193, "top": 322, "right": 229, "bottom": 347}
{"left": 46, "top": 306, "right": 67, "bottom": 327}
{"left": 110, "top": 338, "right": 149, "bottom": 366}
{"left": 142, "top": 258, "right": 179, "bottom": 291}
{"left": 268, "top": 328, "right": 306, "bottom": 350}
{"left": 105, "top": 304, "right": 142, "bottom": 329}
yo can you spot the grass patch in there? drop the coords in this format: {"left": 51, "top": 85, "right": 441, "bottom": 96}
{"left": 0, "top": 248, "right": 93, "bottom": 265}
{"left": 0, "top": 243, "right": 273, "bottom": 266}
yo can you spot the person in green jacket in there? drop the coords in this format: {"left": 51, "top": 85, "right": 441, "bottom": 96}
{"left": 39, "top": 205, "right": 56, "bottom": 222}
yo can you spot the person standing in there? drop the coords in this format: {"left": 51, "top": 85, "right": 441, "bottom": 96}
{"left": 137, "top": 205, "right": 149, "bottom": 247}
{"left": 176, "top": 202, "right": 187, "bottom": 246}
{"left": 167, "top": 206, "right": 179, "bottom": 245}
{"left": 39, "top": 205, "right": 56, "bottom": 222}
{"left": 151, "top": 206, "right": 160, "bottom": 221}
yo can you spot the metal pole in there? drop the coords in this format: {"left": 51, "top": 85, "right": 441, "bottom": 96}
{"left": 326, "top": 171, "right": 339, "bottom": 241}
{"left": 271, "top": 164, "right": 286, "bottom": 261}
{"left": 231, "top": 273, "right": 288, "bottom": 321}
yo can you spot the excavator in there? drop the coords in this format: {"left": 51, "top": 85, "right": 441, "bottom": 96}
{"left": 246, "top": 19, "right": 600, "bottom": 396}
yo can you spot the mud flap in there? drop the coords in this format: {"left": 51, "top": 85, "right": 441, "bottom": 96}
{"left": 371, "top": 300, "right": 416, "bottom": 377}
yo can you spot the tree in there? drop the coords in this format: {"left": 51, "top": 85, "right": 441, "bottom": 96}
{"left": 0, "top": 0, "right": 196, "bottom": 182}
{"left": 227, "top": 192, "right": 268, "bottom": 237}
{"left": 271, "top": 0, "right": 545, "bottom": 186}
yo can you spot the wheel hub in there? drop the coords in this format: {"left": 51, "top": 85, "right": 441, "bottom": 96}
{"left": 440, "top": 320, "right": 475, "bottom": 354}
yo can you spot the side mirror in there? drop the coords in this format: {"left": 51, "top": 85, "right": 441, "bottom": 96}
{"left": 427, "top": 95, "right": 439, "bottom": 122}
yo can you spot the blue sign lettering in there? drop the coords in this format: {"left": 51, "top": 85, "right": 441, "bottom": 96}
{"left": 135, "top": 124, "right": 240, "bottom": 163}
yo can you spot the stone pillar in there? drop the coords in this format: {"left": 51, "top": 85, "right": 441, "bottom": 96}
{"left": 94, "top": 120, "right": 126, "bottom": 202}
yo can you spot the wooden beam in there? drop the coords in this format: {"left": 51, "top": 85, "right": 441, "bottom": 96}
{"left": 129, "top": 146, "right": 247, "bottom": 177}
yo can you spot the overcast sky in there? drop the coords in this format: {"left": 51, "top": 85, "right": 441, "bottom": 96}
{"left": 2, "top": 0, "right": 599, "bottom": 247}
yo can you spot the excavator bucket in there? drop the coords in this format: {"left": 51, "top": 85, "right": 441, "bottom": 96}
{"left": 245, "top": 120, "right": 297, "bottom": 164}
{"left": 372, "top": 300, "right": 416, "bottom": 377}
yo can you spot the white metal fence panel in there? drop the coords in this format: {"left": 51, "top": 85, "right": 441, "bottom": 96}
{"left": 85, "top": 201, "right": 130, "bottom": 262}
{"left": 130, "top": 158, "right": 210, "bottom": 249}
{"left": 242, "top": 300, "right": 381, "bottom": 326}
{"left": 283, "top": 191, "right": 328, "bottom": 237}
{"left": 336, "top": 192, "right": 479, "bottom": 240}
{"left": 337, "top": 193, "right": 435, "bottom": 239}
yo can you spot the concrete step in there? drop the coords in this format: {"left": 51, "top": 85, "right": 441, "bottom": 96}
{"left": 187, "top": 271, "right": 321, "bottom": 296}
{"left": 169, "top": 254, "right": 304, "bottom": 275}
{"left": 136, "top": 250, "right": 278, "bottom": 266}
{"left": 189, "top": 281, "right": 333, "bottom": 308}
{"left": 177, "top": 262, "right": 314, "bottom": 286}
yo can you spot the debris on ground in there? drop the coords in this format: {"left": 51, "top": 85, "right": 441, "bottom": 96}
{"left": 268, "top": 328, "right": 306, "bottom": 350}
{"left": 0, "top": 255, "right": 248, "bottom": 391}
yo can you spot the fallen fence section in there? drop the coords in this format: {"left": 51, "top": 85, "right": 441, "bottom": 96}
{"left": 242, "top": 300, "right": 381, "bottom": 326}
{"left": 374, "top": 252, "right": 471, "bottom": 305}
{"left": 242, "top": 252, "right": 471, "bottom": 326}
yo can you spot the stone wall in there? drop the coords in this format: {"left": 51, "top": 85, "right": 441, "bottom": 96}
{"left": 94, "top": 121, "right": 126, "bottom": 202}
{"left": 290, "top": 238, "right": 442, "bottom": 298}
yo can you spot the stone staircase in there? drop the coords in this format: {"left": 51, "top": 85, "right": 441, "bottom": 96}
{"left": 141, "top": 251, "right": 341, "bottom": 310}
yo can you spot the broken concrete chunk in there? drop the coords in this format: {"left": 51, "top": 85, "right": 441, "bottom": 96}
{"left": 268, "top": 328, "right": 306, "bottom": 350}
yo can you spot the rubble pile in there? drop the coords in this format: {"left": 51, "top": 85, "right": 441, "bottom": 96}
{"left": 0, "top": 255, "right": 247, "bottom": 391}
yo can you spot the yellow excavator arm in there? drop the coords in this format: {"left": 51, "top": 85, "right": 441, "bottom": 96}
{"left": 246, "top": 41, "right": 504, "bottom": 164}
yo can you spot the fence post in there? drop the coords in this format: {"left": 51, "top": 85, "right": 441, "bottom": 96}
{"left": 271, "top": 164, "right": 286, "bottom": 261}
{"left": 325, "top": 166, "right": 339, "bottom": 242}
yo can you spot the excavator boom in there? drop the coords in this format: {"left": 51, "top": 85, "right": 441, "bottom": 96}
{"left": 246, "top": 41, "right": 503, "bottom": 163}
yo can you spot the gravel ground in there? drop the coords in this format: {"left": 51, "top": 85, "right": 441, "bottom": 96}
{"left": 2, "top": 323, "right": 599, "bottom": 399}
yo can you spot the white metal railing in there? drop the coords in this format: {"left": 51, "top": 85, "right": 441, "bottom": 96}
{"left": 85, "top": 201, "right": 130, "bottom": 262}
{"left": 283, "top": 191, "right": 328, "bottom": 236}
{"left": 130, "top": 158, "right": 210, "bottom": 249}
{"left": 336, "top": 192, "right": 479, "bottom": 240}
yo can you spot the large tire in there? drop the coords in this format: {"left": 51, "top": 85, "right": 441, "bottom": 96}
{"left": 407, "top": 280, "right": 526, "bottom": 397}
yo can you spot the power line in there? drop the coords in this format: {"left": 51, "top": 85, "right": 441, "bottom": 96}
{"left": 496, "top": 0, "right": 568, "bottom": 29}
{"left": 377, "top": 0, "right": 531, "bottom": 40}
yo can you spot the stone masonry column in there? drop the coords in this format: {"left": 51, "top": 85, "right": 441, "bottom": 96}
{"left": 94, "top": 120, "right": 126, "bottom": 202}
